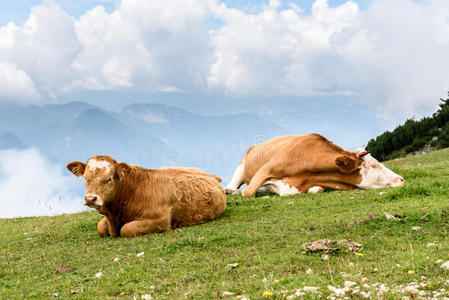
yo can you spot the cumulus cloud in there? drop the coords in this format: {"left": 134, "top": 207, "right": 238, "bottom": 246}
{"left": 209, "top": 0, "right": 449, "bottom": 119}
{"left": 208, "top": 0, "right": 360, "bottom": 96}
{"left": 0, "top": 62, "right": 39, "bottom": 103}
{"left": 0, "top": 148, "right": 84, "bottom": 218}
{"left": 0, "top": 0, "right": 81, "bottom": 100}
{"left": 72, "top": 0, "right": 213, "bottom": 91}
{"left": 0, "top": 0, "right": 448, "bottom": 120}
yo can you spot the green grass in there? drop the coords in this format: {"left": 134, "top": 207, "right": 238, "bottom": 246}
{"left": 2, "top": 149, "right": 449, "bottom": 299}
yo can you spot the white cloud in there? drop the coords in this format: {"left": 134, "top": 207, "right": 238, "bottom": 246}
{"left": 72, "top": 0, "right": 213, "bottom": 91}
{"left": 0, "top": 0, "right": 81, "bottom": 99}
{"left": 208, "top": 0, "right": 449, "bottom": 120}
{"left": 0, "top": 62, "right": 40, "bottom": 103}
{"left": 333, "top": 0, "right": 449, "bottom": 119}
{"left": 0, "top": 148, "right": 84, "bottom": 218}
{"left": 0, "top": 0, "right": 448, "bottom": 120}
{"left": 208, "top": 0, "right": 360, "bottom": 96}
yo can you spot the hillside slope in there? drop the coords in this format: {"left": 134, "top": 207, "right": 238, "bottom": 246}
{"left": 1, "top": 149, "right": 449, "bottom": 299}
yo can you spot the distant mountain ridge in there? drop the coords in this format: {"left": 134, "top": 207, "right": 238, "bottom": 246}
{"left": 0, "top": 98, "right": 380, "bottom": 180}
{"left": 0, "top": 101, "right": 285, "bottom": 178}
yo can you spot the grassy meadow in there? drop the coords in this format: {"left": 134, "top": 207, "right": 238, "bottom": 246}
{"left": 1, "top": 149, "right": 449, "bottom": 299}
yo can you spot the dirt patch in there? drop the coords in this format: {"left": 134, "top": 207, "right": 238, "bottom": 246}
{"left": 54, "top": 267, "right": 76, "bottom": 274}
{"left": 347, "top": 214, "right": 380, "bottom": 228}
{"left": 301, "top": 239, "right": 362, "bottom": 253}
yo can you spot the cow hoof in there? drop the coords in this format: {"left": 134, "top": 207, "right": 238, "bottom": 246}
{"left": 225, "top": 189, "right": 242, "bottom": 195}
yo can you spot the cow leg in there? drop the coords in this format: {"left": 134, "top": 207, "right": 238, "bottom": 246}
{"left": 242, "top": 164, "right": 272, "bottom": 197}
{"left": 224, "top": 159, "right": 245, "bottom": 195}
{"left": 97, "top": 217, "right": 110, "bottom": 237}
{"left": 307, "top": 186, "right": 324, "bottom": 194}
{"left": 120, "top": 216, "right": 171, "bottom": 237}
{"left": 260, "top": 180, "right": 301, "bottom": 196}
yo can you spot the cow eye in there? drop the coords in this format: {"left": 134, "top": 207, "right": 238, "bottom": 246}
{"left": 106, "top": 178, "right": 112, "bottom": 183}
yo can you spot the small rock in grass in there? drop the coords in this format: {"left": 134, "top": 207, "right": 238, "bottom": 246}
{"left": 303, "top": 286, "right": 319, "bottom": 293}
{"left": 95, "top": 272, "right": 102, "bottom": 278}
{"left": 25, "top": 237, "right": 32, "bottom": 241}
{"left": 222, "top": 291, "right": 234, "bottom": 297}
{"left": 418, "top": 290, "right": 427, "bottom": 297}
{"left": 294, "top": 291, "right": 305, "bottom": 297}
{"left": 360, "top": 278, "right": 368, "bottom": 284}
{"left": 306, "top": 268, "right": 313, "bottom": 274}
{"left": 379, "top": 284, "right": 389, "bottom": 293}
{"left": 328, "top": 285, "right": 345, "bottom": 297}
{"left": 404, "top": 284, "right": 419, "bottom": 295}
{"left": 53, "top": 293, "right": 59, "bottom": 297}
{"left": 360, "top": 291, "right": 370, "bottom": 298}
{"left": 149, "top": 285, "right": 155, "bottom": 290}
{"left": 384, "top": 212, "right": 396, "bottom": 220}
{"left": 411, "top": 226, "right": 422, "bottom": 231}
{"left": 141, "top": 294, "right": 152, "bottom": 300}
{"left": 440, "top": 261, "right": 449, "bottom": 270}
{"left": 436, "top": 259, "right": 444, "bottom": 264}
{"left": 379, "top": 192, "right": 385, "bottom": 195}
{"left": 427, "top": 242, "right": 435, "bottom": 247}
{"left": 226, "top": 263, "right": 239, "bottom": 269}
{"left": 113, "top": 257, "right": 120, "bottom": 262}
{"left": 344, "top": 281, "right": 357, "bottom": 288}
{"left": 70, "top": 290, "right": 78, "bottom": 295}
{"left": 137, "top": 252, "right": 145, "bottom": 257}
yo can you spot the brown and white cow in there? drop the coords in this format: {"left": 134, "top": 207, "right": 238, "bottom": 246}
{"left": 67, "top": 155, "right": 226, "bottom": 237}
{"left": 225, "top": 134, "right": 404, "bottom": 197}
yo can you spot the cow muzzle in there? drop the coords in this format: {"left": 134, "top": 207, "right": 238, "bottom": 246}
{"left": 393, "top": 176, "right": 405, "bottom": 186}
{"left": 84, "top": 195, "right": 102, "bottom": 208}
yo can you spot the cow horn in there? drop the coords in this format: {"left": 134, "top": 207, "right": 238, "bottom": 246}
{"left": 358, "top": 151, "right": 370, "bottom": 157}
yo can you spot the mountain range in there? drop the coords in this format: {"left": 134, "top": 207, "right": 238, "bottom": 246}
{"left": 0, "top": 98, "right": 379, "bottom": 181}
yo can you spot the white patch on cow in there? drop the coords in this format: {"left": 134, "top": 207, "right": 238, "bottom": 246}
{"left": 355, "top": 148, "right": 404, "bottom": 189}
{"left": 263, "top": 180, "right": 299, "bottom": 196}
{"left": 87, "top": 159, "right": 111, "bottom": 173}
{"left": 225, "top": 159, "right": 245, "bottom": 191}
{"left": 308, "top": 186, "right": 324, "bottom": 194}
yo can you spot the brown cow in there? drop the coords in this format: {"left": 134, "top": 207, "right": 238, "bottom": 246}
{"left": 225, "top": 134, "right": 404, "bottom": 197}
{"left": 67, "top": 155, "right": 226, "bottom": 237}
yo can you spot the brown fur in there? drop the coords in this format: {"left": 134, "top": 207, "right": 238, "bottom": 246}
{"left": 240, "top": 134, "right": 364, "bottom": 197}
{"left": 67, "top": 155, "right": 226, "bottom": 237}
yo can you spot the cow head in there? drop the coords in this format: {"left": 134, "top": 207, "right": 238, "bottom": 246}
{"left": 66, "top": 156, "right": 130, "bottom": 209}
{"left": 354, "top": 148, "right": 404, "bottom": 189}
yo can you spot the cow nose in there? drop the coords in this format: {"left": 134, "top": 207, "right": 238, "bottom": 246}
{"left": 394, "top": 176, "right": 404, "bottom": 185}
{"left": 84, "top": 195, "right": 97, "bottom": 203}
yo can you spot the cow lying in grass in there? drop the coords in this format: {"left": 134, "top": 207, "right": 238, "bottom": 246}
{"left": 67, "top": 155, "right": 226, "bottom": 237}
{"left": 225, "top": 134, "right": 405, "bottom": 197}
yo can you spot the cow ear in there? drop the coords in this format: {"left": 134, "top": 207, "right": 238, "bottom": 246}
{"left": 335, "top": 156, "right": 358, "bottom": 174}
{"left": 117, "top": 162, "right": 131, "bottom": 179}
{"left": 66, "top": 161, "right": 86, "bottom": 177}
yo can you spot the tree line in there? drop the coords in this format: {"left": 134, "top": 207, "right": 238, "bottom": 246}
{"left": 366, "top": 91, "right": 449, "bottom": 161}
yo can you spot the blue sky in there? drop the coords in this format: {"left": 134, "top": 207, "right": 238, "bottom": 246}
{"left": 0, "top": 0, "right": 373, "bottom": 26}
